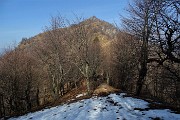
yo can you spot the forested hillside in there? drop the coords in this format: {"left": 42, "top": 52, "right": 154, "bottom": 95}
{"left": 0, "top": 0, "right": 179, "bottom": 119}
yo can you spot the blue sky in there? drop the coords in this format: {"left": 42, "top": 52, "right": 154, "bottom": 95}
{"left": 0, "top": 0, "right": 129, "bottom": 50}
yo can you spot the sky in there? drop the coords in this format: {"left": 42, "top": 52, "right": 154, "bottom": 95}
{"left": 0, "top": 0, "right": 129, "bottom": 51}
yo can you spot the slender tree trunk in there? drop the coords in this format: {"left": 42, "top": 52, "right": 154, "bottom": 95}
{"left": 36, "top": 88, "right": 39, "bottom": 106}
{"left": 86, "top": 78, "right": 90, "bottom": 94}
{"left": 0, "top": 94, "right": 5, "bottom": 117}
{"left": 85, "top": 63, "right": 90, "bottom": 94}
{"left": 25, "top": 89, "right": 31, "bottom": 111}
{"left": 74, "top": 81, "right": 77, "bottom": 88}
{"left": 106, "top": 72, "right": 110, "bottom": 85}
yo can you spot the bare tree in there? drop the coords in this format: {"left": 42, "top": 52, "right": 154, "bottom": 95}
{"left": 0, "top": 47, "right": 39, "bottom": 117}
{"left": 35, "top": 16, "right": 71, "bottom": 99}
{"left": 122, "top": 0, "right": 179, "bottom": 98}
{"left": 111, "top": 32, "right": 140, "bottom": 90}
{"left": 122, "top": 0, "right": 155, "bottom": 95}
{"left": 66, "top": 17, "right": 102, "bottom": 94}
{"left": 149, "top": 0, "right": 180, "bottom": 105}
{"left": 149, "top": 0, "right": 180, "bottom": 67}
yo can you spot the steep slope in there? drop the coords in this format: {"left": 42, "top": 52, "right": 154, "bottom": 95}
{"left": 9, "top": 93, "right": 180, "bottom": 120}
{"left": 18, "top": 16, "right": 118, "bottom": 51}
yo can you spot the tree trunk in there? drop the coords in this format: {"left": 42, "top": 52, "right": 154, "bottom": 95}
{"left": 106, "top": 73, "right": 110, "bottom": 85}
{"left": 85, "top": 63, "right": 90, "bottom": 94}
{"left": 0, "top": 94, "right": 5, "bottom": 117}
{"left": 136, "top": 17, "right": 149, "bottom": 96}
{"left": 36, "top": 88, "right": 39, "bottom": 106}
{"left": 136, "top": 62, "right": 147, "bottom": 96}
{"left": 86, "top": 78, "right": 90, "bottom": 95}
{"left": 25, "top": 89, "right": 31, "bottom": 111}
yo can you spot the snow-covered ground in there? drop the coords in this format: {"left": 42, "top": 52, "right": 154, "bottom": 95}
{"left": 9, "top": 93, "right": 180, "bottom": 120}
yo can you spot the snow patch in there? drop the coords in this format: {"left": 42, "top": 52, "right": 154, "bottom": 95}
{"left": 9, "top": 93, "right": 180, "bottom": 120}
{"left": 76, "top": 93, "right": 87, "bottom": 98}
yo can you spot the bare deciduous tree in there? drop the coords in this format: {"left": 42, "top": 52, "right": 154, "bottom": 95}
{"left": 35, "top": 16, "right": 71, "bottom": 99}
{"left": 122, "top": 0, "right": 180, "bottom": 100}
{"left": 0, "top": 47, "right": 39, "bottom": 117}
{"left": 111, "top": 32, "right": 140, "bottom": 91}
{"left": 122, "top": 0, "right": 155, "bottom": 95}
{"left": 66, "top": 18, "right": 102, "bottom": 94}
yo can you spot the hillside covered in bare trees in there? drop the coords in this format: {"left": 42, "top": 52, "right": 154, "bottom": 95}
{"left": 0, "top": 0, "right": 179, "bottom": 119}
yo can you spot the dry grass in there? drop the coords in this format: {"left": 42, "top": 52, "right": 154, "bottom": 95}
{"left": 93, "top": 83, "right": 120, "bottom": 96}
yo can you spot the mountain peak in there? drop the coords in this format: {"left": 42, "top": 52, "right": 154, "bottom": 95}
{"left": 89, "top": 16, "right": 100, "bottom": 21}
{"left": 80, "top": 16, "right": 118, "bottom": 38}
{"left": 82, "top": 16, "right": 110, "bottom": 26}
